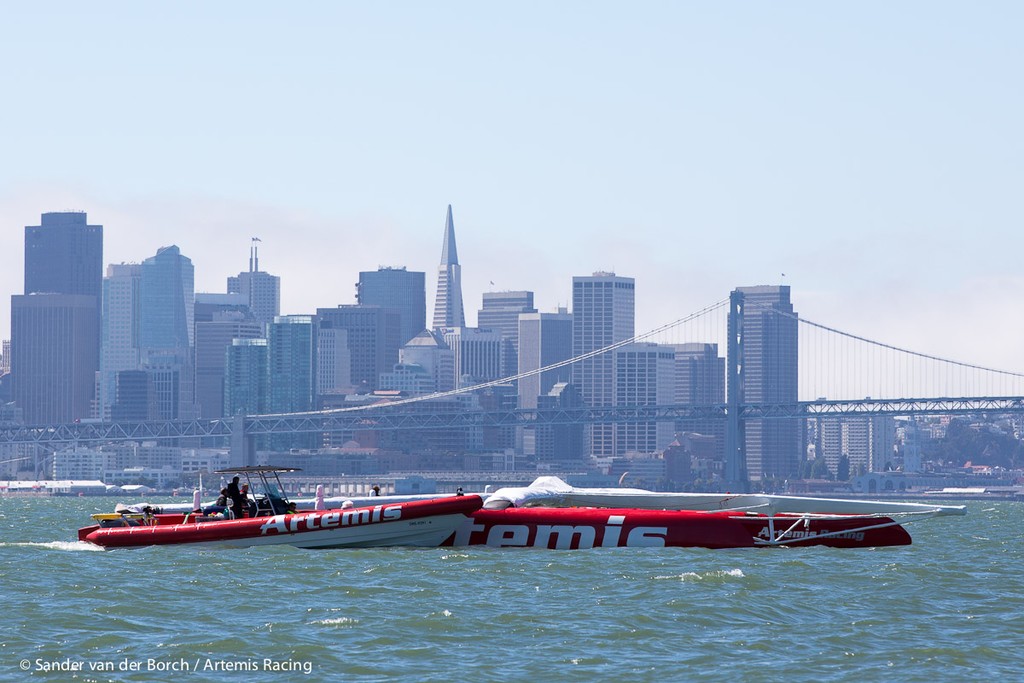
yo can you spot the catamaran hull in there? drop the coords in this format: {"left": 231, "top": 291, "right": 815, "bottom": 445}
{"left": 443, "top": 507, "right": 912, "bottom": 549}
{"left": 79, "top": 496, "right": 482, "bottom": 550}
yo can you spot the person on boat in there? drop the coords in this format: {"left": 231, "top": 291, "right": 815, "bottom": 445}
{"left": 201, "top": 488, "right": 230, "bottom": 516}
{"left": 371, "top": 485, "right": 380, "bottom": 496}
{"left": 285, "top": 501, "right": 298, "bottom": 514}
{"left": 215, "top": 488, "right": 229, "bottom": 507}
{"left": 226, "top": 477, "right": 244, "bottom": 519}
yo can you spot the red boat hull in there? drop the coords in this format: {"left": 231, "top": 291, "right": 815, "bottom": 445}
{"left": 78, "top": 495, "right": 483, "bottom": 549}
{"left": 443, "top": 508, "right": 912, "bottom": 549}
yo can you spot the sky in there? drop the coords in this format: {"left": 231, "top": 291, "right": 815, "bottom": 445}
{"left": 1, "top": 2, "right": 1022, "bottom": 378}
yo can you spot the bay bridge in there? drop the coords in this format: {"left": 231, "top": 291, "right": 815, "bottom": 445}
{"left": 4, "top": 289, "right": 1024, "bottom": 489}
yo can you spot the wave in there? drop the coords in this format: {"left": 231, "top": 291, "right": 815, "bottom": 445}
{"left": 0, "top": 540, "right": 104, "bottom": 552}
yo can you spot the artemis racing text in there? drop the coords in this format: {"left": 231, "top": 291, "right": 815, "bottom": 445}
{"left": 260, "top": 505, "right": 402, "bottom": 535}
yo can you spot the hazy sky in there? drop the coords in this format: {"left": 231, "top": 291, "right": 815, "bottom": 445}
{"left": 2, "top": 3, "right": 1022, "bottom": 375}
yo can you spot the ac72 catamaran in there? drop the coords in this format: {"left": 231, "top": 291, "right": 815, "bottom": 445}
{"left": 82, "top": 472, "right": 965, "bottom": 551}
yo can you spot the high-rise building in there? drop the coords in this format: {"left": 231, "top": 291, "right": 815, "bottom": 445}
{"left": 0, "top": 339, "right": 9, "bottom": 375}
{"left": 441, "top": 327, "right": 503, "bottom": 388}
{"left": 517, "top": 308, "right": 573, "bottom": 410}
{"left": 11, "top": 294, "right": 99, "bottom": 424}
{"left": 24, "top": 212, "right": 103, "bottom": 309}
{"left": 356, "top": 266, "right": 426, "bottom": 346}
{"left": 478, "top": 291, "right": 536, "bottom": 379}
{"left": 227, "top": 239, "right": 280, "bottom": 331}
{"left": 194, "top": 312, "right": 263, "bottom": 419}
{"left": 317, "top": 327, "right": 352, "bottom": 397}
{"left": 431, "top": 205, "right": 465, "bottom": 329}
{"left": 614, "top": 343, "right": 676, "bottom": 455}
{"left": 224, "top": 338, "right": 269, "bottom": 417}
{"left": 99, "top": 264, "right": 142, "bottom": 420}
{"left": 733, "top": 285, "right": 799, "bottom": 479}
{"left": 572, "top": 272, "right": 635, "bottom": 457}
{"left": 14, "top": 212, "right": 103, "bottom": 424}
{"left": 670, "top": 342, "right": 726, "bottom": 459}
{"left": 535, "top": 382, "right": 585, "bottom": 463}
{"left": 316, "top": 306, "right": 401, "bottom": 392}
{"left": 269, "top": 316, "right": 317, "bottom": 450}
{"left": 815, "top": 415, "right": 894, "bottom": 476}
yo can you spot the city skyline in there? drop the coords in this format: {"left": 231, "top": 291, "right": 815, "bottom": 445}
{"left": 2, "top": 4, "right": 1023, "bottom": 372}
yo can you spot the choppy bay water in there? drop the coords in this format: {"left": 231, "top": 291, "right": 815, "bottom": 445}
{"left": 0, "top": 497, "right": 1021, "bottom": 682}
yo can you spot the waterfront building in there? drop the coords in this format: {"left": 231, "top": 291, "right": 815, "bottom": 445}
{"left": 478, "top": 291, "right": 536, "bottom": 380}
{"left": 357, "top": 266, "right": 426, "bottom": 345}
{"left": 572, "top": 272, "right": 635, "bottom": 457}
{"left": 614, "top": 342, "right": 676, "bottom": 455}
{"left": 227, "top": 240, "right": 280, "bottom": 331}
{"left": 733, "top": 285, "right": 799, "bottom": 480}
{"left": 316, "top": 305, "right": 401, "bottom": 392}
{"left": 431, "top": 205, "right": 465, "bottom": 329}
{"left": 815, "top": 415, "right": 895, "bottom": 477}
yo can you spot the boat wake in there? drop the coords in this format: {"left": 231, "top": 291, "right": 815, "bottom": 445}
{"left": 0, "top": 540, "right": 104, "bottom": 552}
{"left": 656, "top": 568, "right": 745, "bottom": 582}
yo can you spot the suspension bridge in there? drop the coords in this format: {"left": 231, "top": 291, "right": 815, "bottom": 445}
{"left": 3, "top": 289, "right": 1024, "bottom": 488}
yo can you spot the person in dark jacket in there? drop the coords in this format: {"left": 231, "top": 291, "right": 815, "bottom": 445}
{"left": 226, "top": 477, "right": 244, "bottom": 518}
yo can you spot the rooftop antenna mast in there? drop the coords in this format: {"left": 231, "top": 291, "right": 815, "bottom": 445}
{"left": 250, "top": 237, "right": 262, "bottom": 272}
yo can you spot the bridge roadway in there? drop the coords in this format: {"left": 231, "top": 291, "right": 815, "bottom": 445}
{"left": 3, "top": 396, "right": 1024, "bottom": 445}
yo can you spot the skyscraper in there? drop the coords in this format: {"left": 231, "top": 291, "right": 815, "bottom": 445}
{"left": 614, "top": 342, "right": 676, "bottom": 455}
{"left": 733, "top": 285, "right": 799, "bottom": 479}
{"left": 357, "top": 266, "right": 426, "bottom": 345}
{"left": 194, "top": 311, "right": 263, "bottom": 419}
{"left": 225, "top": 338, "right": 269, "bottom": 417}
{"left": 431, "top": 205, "right": 465, "bottom": 329}
{"left": 572, "top": 272, "right": 635, "bottom": 457}
{"left": 670, "top": 342, "right": 726, "bottom": 460}
{"left": 269, "top": 316, "right": 317, "bottom": 450}
{"left": 13, "top": 212, "right": 103, "bottom": 424}
{"left": 227, "top": 239, "right": 281, "bottom": 331}
{"left": 316, "top": 305, "right": 400, "bottom": 392}
{"left": 139, "top": 246, "right": 195, "bottom": 419}
{"left": 99, "top": 264, "right": 142, "bottom": 420}
{"left": 478, "top": 291, "right": 536, "bottom": 379}
{"left": 517, "top": 308, "right": 573, "bottom": 410}
{"left": 441, "top": 327, "right": 503, "bottom": 388}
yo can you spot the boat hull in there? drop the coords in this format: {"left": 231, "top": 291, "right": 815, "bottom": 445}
{"left": 443, "top": 508, "right": 912, "bottom": 549}
{"left": 79, "top": 496, "right": 483, "bottom": 549}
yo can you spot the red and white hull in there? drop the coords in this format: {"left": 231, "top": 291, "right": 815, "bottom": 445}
{"left": 444, "top": 507, "right": 911, "bottom": 549}
{"left": 79, "top": 495, "right": 483, "bottom": 549}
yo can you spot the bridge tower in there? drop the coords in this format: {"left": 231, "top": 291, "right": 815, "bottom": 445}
{"left": 725, "top": 290, "right": 749, "bottom": 491}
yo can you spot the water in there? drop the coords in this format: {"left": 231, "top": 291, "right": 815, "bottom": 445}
{"left": 1, "top": 497, "right": 1021, "bottom": 682}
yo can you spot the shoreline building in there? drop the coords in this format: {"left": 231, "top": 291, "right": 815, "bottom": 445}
{"left": 572, "top": 272, "right": 635, "bottom": 457}
{"left": 431, "top": 205, "right": 465, "bottom": 329}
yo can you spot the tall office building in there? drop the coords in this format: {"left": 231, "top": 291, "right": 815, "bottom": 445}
{"left": 194, "top": 311, "right": 263, "bottom": 419}
{"left": 431, "top": 205, "right": 465, "bottom": 329}
{"left": 670, "top": 343, "right": 726, "bottom": 459}
{"left": 535, "top": 383, "right": 586, "bottom": 463}
{"left": 815, "top": 415, "right": 894, "bottom": 476}
{"left": 317, "top": 327, "right": 352, "bottom": 397}
{"left": 269, "top": 316, "right": 317, "bottom": 450}
{"left": 478, "top": 291, "right": 536, "bottom": 379}
{"left": 517, "top": 309, "right": 573, "bottom": 410}
{"left": 0, "top": 340, "right": 9, "bottom": 375}
{"left": 224, "top": 338, "right": 269, "bottom": 417}
{"left": 98, "top": 264, "right": 142, "bottom": 420}
{"left": 13, "top": 212, "right": 103, "bottom": 423}
{"left": 572, "top": 272, "right": 635, "bottom": 457}
{"left": 398, "top": 330, "right": 455, "bottom": 393}
{"left": 441, "top": 327, "right": 503, "bottom": 388}
{"left": 357, "top": 266, "right": 426, "bottom": 345}
{"left": 614, "top": 343, "right": 676, "bottom": 455}
{"left": 733, "top": 285, "right": 799, "bottom": 479}
{"left": 139, "top": 246, "right": 196, "bottom": 419}
{"left": 11, "top": 294, "right": 99, "bottom": 424}
{"left": 227, "top": 239, "right": 281, "bottom": 331}
{"left": 24, "top": 212, "right": 103, "bottom": 309}
{"left": 316, "top": 305, "right": 401, "bottom": 392}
